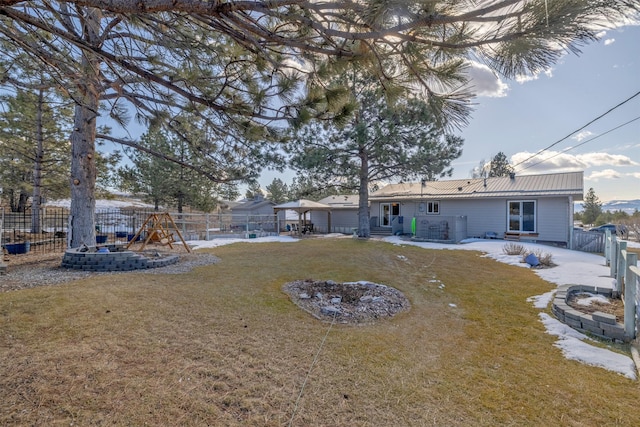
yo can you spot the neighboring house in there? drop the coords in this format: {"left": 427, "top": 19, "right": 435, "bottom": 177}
{"left": 231, "top": 194, "right": 276, "bottom": 216}
{"left": 310, "top": 195, "right": 360, "bottom": 233}
{"left": 369, "top": 171, "right": 583, "bottom": 248}
{"left": 230, "top": 195, "right": 277, "bottom": 232}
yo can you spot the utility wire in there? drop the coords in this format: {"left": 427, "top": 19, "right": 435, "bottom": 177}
{"left": 517, "top": 115, "right": 640, "bottom": 172}
{"left": 512, "top": 90, "right": 640, "bottom": 168}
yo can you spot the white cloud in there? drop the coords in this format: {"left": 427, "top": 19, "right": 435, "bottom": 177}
{"left": 627, "top": 172, "right": 640, "bottom": 179}
{"left": 577, "top": 152, "right": 638, "bottom": 166}
{"left": 571, "top": 131, "right": 594, "bottom": 142}
{"left": 515, "top": 67, "right": 553, "bottom": 84}
{"left": 586, "top": 169, "right": 622, "bottom": 181}
{"left": 604, "top": 38, "right": 616, "bottom": 46}
{"left": 510, "top": 151, "right": 638, "bottom": 173}
{"left": 465, "top": 61, "right": 509, "bottom": 98}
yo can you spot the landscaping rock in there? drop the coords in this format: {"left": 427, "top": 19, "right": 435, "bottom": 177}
{"left": 283, "top": 279, "right": 411, "bottom": 325}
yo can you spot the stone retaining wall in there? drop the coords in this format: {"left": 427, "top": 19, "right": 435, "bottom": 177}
{"left": 61, "top": 244, "right": 179, "bottom": 272}
{"left": 552, "top": 284, "right": 626, "bottom": 342}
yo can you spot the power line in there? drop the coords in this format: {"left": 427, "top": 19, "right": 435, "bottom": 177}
{"left": 512, "top": 90, "right": 640, "bottom": 168}
{"left": 517, "top": 115, "right": 640, "bottom": 172}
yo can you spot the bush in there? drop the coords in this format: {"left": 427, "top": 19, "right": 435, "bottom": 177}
{"left": 522, "top": 249, "right": 553, "bottom": 267}
{"left": 503, "top": 243, "right": 553, "bottom": 267}
{"left": 503, "top": 243, "right": 525, "bottom": 256}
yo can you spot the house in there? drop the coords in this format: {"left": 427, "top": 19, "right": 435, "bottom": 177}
{"left": 310, "top": 195, "right": 360, "bottom": 233}
{"left": 231, "top": 194, "right": 275, "bottom": 216}
{"left": 230, "top": 195, "right": 277, "bottom": 232}
{"left": 368, "top": 171, "right": 583, "bottom": 248}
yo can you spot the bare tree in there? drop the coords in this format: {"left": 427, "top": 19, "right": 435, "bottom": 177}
{"left": 0, "top": 1, "right": 636, "bottom": 247}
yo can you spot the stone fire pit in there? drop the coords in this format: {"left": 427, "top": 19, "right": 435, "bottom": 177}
{"left": 61, "top": 244, "right": 179, "bottom": 272}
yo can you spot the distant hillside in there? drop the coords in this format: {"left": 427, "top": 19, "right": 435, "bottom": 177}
{"left": 575, "top": 199, "right": 640, "bottom": 214}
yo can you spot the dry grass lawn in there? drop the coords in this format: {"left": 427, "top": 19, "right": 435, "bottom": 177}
{"left": 1, "top": 238, "right": 639, "bottom": 426}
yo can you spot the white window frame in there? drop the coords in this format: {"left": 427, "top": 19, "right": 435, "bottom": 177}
{"left": 507, "top": 200, "right": 536, "bottom": 233}
{"left": 419, "top": 200, "right": 440, "bottom": 215}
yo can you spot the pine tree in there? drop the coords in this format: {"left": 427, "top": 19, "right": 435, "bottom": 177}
{"left": 265, "top": 178, "right": 289, "bottom": 204}
{"left": 488, "top": 152, "right": 515, "bottom": 178}
{"left": 582, "top": 188, "right": 603, "bottom": 226}
{"left": 0, "top": 1, "right": 637, "bottom": 246}
{"left": 117, "top": 124, "right": 228, "bottom": 213}
{"left": 245, "top": 183, "right": 263, "bottom": 200}
{"left": 288, "top": 81, "right": 463, "bottom": 238}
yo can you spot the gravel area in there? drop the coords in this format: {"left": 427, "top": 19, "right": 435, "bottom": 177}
{"left": 1, "top": 250, "right": 219, "bottom": 293}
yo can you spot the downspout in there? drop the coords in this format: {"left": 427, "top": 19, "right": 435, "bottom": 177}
{"left": 568, "top": 195, "right": 574, "bottom": 250}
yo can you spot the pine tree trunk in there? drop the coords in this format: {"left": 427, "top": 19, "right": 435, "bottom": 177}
{"left": 31, "top": 87, "right": 44, "bottom": 233}
{"left": 69, "top": 8, "right": 101, "bottom": 248}
{"left": 357, "top": 147, "right": 370, "bottom": 238}
{"left": 17, "top": 191, "right": 29, "bottom": 212}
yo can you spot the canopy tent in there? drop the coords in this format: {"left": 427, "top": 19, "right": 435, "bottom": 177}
{"left": 273, "top": 199, "right": 331, "bottom": 234}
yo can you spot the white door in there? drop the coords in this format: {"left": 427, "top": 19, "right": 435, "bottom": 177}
{"left": 380, "top": 203, "right": 400, "bottom": 227}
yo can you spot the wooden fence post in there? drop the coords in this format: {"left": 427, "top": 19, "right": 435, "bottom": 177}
{"left": 624, "top": 252, "right": 638, "bottom": 340}
{"left": 614, "top": 241, "right": 627, "bottom": 298}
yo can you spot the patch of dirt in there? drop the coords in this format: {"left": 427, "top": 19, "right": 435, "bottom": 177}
{"left": 283, "top": 279, "right": 410, "bottom": 325}
{"left": 567, "top": 292, "right": 625, "bottom": 323}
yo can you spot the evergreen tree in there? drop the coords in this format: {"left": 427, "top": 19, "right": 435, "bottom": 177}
{"left": 582, "top": 188, "right": 603, "bottom": 226}
{"left": 245, "top": 183, "right": 263, "bottom": 200}
{"left": 0, "top": 1, "right": 636, "bottom": 246}
{"left": 288, "top": 82, "right": 463, "bottom": 238}
{"left": 287, "top": 174, "right": 345, "bottom": 202}
{"left": 0, "top": 88, "right": 73, "bottom": 212}
{"left": 488, "top": 152, "right": 514, "bottom": 177}
{"left": 117, "top": 123, "right": 227, "bottom": 213}
{"left": 265, "top": 178, "right": 289, "bottom": 204}
{"left": 217, "top": 183, "right": 241, "bottom": 203}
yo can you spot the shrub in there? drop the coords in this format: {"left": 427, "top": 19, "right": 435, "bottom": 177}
{"left": 522, "top": 249, "right": 553, "bottom": 267}
{"left": 503, "top": 243, "right": 525, "bottom": 256}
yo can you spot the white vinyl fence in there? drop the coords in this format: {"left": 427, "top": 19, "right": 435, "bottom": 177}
{"left": 605, "top": 231, "right": 639, "bottom": 340}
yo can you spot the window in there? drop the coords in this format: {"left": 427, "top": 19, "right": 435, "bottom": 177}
{"left": 419, "top": 201, "right": 440, "bottom": 215}
{"left": 508, "top": 200, "right": 536, "bottom": 232}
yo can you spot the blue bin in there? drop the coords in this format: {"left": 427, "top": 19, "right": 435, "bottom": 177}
{"left": 4, "top": 242, "right": 28, "bottom": 254}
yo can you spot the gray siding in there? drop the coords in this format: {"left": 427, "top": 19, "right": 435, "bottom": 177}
{"left": 373, "top": 197, "right": 571, "bottom": 245}
{"left": 441, "top": 199, "right": 506, "bottom": 238}
{"left": 310, "top": 210, "right": 358, "bottom": 233}
{"left": 536, "top": 197, "right": 571, "bottom": 244}
{"left": 233, "top": 205, "right": 275, "bottom": 216}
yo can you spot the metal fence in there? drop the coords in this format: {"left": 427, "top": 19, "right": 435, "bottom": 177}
{"left": 1, "top": 206, "right": 68, "bottom": 255}
{"left": 2, "top": 207, "right": 280, "bottom": 257}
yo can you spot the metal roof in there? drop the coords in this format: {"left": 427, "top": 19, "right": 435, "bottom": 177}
{"left": 273, "top": 199, "right": 332, "bottom": 212}
{"left": 316, "top": 195, "right": 360, "bottom": 209}
{"left": 370, "top": 171, "right": 584, "bottom": 201}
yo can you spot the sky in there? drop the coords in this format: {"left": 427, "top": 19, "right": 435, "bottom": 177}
{"left": 453, "top": 23, "right": 640, "bottom": 203}
{"left": 102, "top": 19, "right": 639, "bottom": 203}
{"left": 258, "top": 23, "right": 640, "bottom": 203}
{"left": 186, "top": 233, "right": 639, "bottom": 380}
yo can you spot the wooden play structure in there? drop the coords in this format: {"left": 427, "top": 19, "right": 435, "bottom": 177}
{"left": 126, "top": 212, "right": 191, "bottom": 253}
